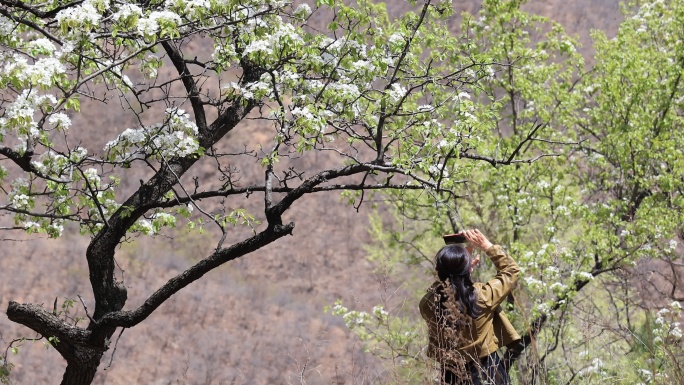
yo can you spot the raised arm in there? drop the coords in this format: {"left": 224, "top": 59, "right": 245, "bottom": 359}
{"left": 463, "top": 229, "right": 520, "bottom": 312}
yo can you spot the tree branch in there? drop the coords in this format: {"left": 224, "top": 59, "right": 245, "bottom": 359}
{"left": 460, "top": 150, "right": 561, "bottom": 167}
{"left": 95, "top": 222, "right": 295, "bottom": 329}
{"left": 0, "top": 147, "right": 71, "bottom": 183}
{"left": 0, "top": 0, "right": 84, "bottom": 19}
{"left": 505, "top": 123, "right": 545, "bottom": 163}
{"left": 374, "top": 0, "right": 432, "bottom": 162}
{"left": 142, "top": 182, "right": 429, "bottom": 211}
{"left": 6, "top": 301, "right": 94, "bottom": 361}
{"left": 161, "top": 41, "right": 208, "bottom": 131}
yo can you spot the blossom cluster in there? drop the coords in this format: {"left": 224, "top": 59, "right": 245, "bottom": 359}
{"left": 242, "top": 21, "right": 304, "bottom": 60}
{"left": 0, "top": 90, "right": 62, "bottom": 152}
{"left": 31, "top": 151, "right": 70, "bottom": 178}
{"left": 164, "top": 0, "right": 209, "bottom": 19}
{"left": 328, "top": 301, "right": 388, "bottom": 334}
{"left": 136, "top": 10, "right": 182, "bottom": 38}
{"left": 104, "top": 108, "right": 201, "bottom": 162}
{"left": 55, "top": 0, "right": 105, "bottom": 32}
{"left": 133, "top": 212, "right": 178, "bottom": 236}
{"left": 652, "top": 301, "right": 683, "bottom": 344}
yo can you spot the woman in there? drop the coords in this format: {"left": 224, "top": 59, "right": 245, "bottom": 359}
{"left": 419, "top": 229, "right": 520, "bottom": 385}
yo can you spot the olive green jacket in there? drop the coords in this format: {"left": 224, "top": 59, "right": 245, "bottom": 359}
{"left": 419, "top": 245, "right": 521, "bottom": 368}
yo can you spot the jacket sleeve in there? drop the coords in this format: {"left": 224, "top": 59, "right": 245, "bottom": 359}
{"left": 477, "top": 245, "right": 520, "bottom": 312}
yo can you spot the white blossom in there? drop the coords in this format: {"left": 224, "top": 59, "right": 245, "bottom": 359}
{"left": 330, "top": 83, "right": 360, "bottom": 100}
{"left": 69, "top": 147, "right": 88, "bottom": 163}
{"left": 372, "top": 305, "right": 388, "bottom": 318}
{"left": 165, "top": 0, "right": 209, "bottom": 18}
{"left": 137, "top": 11, "right": 182, "bottom": 37}
{"left": 388, "top": 83, "right": 406, "bottom": 102}
{"left": 638, "top": 369, "right": 652, "bottom": 380}
{"left": 27, "top": 38, "right": 56, "bottom": 54}
{"left": 32, "top": 151, "right": 69, "bottom": 176}
{"left": 112, "top": 3, "right": 143, "bottom": 21}
{"left": 555, "top": 205, "right": 570, "bottom": 216}
{"left": 242, "top": 21, "right": 303, "bottom": 58}
{"left": 242, "top": 39, "right": 273, "bottom": 56}
{"left": 83, "top": 168, "right": 101, "bottom": 186}
{"left": 291, "top": 106, "right": 315, "bottom": 120}
{"left": 104, "top": 108, "right": 200, "bottom": 161}
{"left": 455, "top": 91, "right": 470, "bottom": 101}
{"left": 381, "top": 56, "right": 396, "bottom": 67}
{"left": 4, "top": 88, "right": 36, "bottom": 122}
{"left": 578, "top": 358, "right": 605, "bottom": 376}
{"left": 293, "top": 3, "right": 311, "bottom": 18}
{"left": 561, "top": 40, "right": 576, "bottom": 53}
{"left": 535, "top": 302, "right": 551, "bottom": 315}
{"left": 429, "top": 164, "right": 448, "bottom": 178}
{"left": 57, "top": 42, "right": 76, "bottom": 59}
{"left": 2, "top": 90, "right": 60, "bottom": 151}
{"left": 152, "top": 212, "right": 177, "bottom": 227}
{"left": 55, "top": 0, "right": 102, "bottom": 29}
{"left": 279, "top": 70, "right": 300, "bottom": 83}
{"left": 243, "top": 80, "right": 272, "bottom": 98}
{"left": 332, "top": 303, "right": 347, "bottom": 313}
{"left": 29, "top": 57, "right": 64, "bottom": 86}
{"left": 672, "top": 325, "right": 683, "bottom": 338}
{"left": 666, "top": 239, "right": 678, "bottom": 253}
{"left": 328, "top": 36, "right": 360, "bottom": 52}
{"left": 223, "top": 82, "right": 253, "bottom": 99}
{"left": 11, "top": 194, "right": 31, "bottom": 209}
{"left": 572, "top": 271, "right": 594, "bottom": 281}
{"left": 387, "top": 33, "right": 404, "bottom": 45}
{"left": 47, "top": 222, "right": 64, "bottom": 237}
{"left": 0, "top": 15, "right": 16, "bottom": 38}
{"left": 524, "top": 277, "right": 544, "bottom": 291}
{"left": 48, "top": 113, "right": 71, "bottom": 129}
{"left": 536, "top": 180, "right": 550, "bottom": 189}
{"left": 549, "top": 282, "right": 568, "bottom": 293}
{"left": 24, "top": 221, "right": 42, "bottom": 231}
{"left": 137, "top": 219, "right": 155, "bottom": 235}
{"left": 352, "top": 59, "right": 375, "bottom": 75}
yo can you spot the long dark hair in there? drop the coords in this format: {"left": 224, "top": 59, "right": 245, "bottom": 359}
{"left": 434, "top": 244, "right": 481, "bottom": 319}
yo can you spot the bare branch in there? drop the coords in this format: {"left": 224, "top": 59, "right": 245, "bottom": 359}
{"left": 161, "top": 41, "right": 208, "bottom": 131}
{"left": 95, "top": 222, "right": 296, "bottom": 329}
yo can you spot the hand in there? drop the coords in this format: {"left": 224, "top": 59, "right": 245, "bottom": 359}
{"left": 463, "top": 229, "right": 493, "bottom": 251}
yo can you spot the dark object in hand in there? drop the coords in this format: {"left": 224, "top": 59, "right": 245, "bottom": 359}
{"left": 443, "top": 233, "right": 467, "bottom": 244}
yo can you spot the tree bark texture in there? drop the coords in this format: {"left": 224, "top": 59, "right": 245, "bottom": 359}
{"left": 60, "top": 358, "right": 101, "bottom": 385}
{"left": 6, "top": 302, "right": 103, "bottom": 384}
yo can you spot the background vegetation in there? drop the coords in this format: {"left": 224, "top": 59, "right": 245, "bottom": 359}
{"left": 333, "top": 0, "right": 684, "bottom": 384}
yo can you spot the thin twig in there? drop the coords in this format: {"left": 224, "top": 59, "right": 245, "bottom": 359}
{"left": 104, "top": 328, "right": 126, "bottom": 370}
{"left": 77, "top": 294, "right": 96, "bottom": 324}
